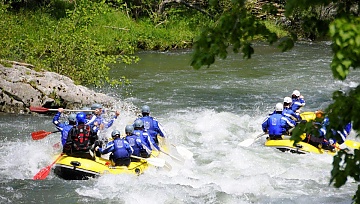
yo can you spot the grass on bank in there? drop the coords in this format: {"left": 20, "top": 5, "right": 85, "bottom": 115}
{"left": 0, "top": 2, "right": 287, "bottom": 86}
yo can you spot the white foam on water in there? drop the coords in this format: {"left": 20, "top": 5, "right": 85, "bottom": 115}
{"left": 68, "top": 103, "right": 356, "bottom": 203}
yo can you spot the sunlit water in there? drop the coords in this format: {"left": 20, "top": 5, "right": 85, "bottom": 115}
{"left": 0, "top": 41, "right": 359, "bottom": 203}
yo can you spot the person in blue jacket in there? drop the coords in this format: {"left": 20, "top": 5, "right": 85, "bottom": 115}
{"left": 262, "top": 103, "right": 289, "bottom": 140}
{"left": 290, "top": 90, "right": 306, "bottom": 113}
{"left": 282, "top": 96, "right": 300, "bottom": 133}
{"left": 63, "top": 112, "right": 99, "bottom": 159}
{"left": 125, "top": 125, "right": 149, "bottom": 161}
{"left": 319, "top": 116, "right": 352, "bottom": 148}
{"left": 283, "top": 97, "right": 300, "bottom": 122}
{"left": 81, "top": 107, "right": 93, "bottom": 123}
{"left": 86, "top": 103, "right": 120, "bottom": 130}
{"left": 133, "top": 119, "right": 160, "bottom": 153}
{"left": 95, "top": 130, "right": 133, "bottom": 167}
{"left": 53, "top": 108, "right": 77, "bottom": 146}
{"left": 302, "top": 111, "right": 351, "bottom": 151}
{"left": 136, "top": 105, "right": 165, "bottom": 144}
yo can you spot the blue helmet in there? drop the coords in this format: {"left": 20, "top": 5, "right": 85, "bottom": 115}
{"left": 76, "top": 112, "right": 86, "bottom": 123}
{"left": 141, "top": 105, "right": 150, "bottom": 114}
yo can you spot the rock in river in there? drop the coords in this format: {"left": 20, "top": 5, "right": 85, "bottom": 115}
{"left": 0, "top": 64, "right": 116, "bottom": 114}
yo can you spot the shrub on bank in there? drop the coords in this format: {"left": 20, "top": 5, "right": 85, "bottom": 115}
{"left": 0, "top": 0, "right": 286, "bottom": 86}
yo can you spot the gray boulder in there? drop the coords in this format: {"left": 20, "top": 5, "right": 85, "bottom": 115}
{"left": 0, "top": 64, "right": 116, "bottom": 114}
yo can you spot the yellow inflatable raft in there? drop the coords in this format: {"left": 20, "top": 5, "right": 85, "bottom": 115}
{"left": 264, "top": 138, "right": 337, "bottom": 155}
{"left": 53, "top": 151, "right": 161, "bottom": 180}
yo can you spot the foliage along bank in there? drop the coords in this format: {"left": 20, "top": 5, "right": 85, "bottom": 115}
{"left": 0, "top": 0, "right": 298, "bottom": 87}
{"left": 0, "top": 0, "right": 213, "bottom": 86}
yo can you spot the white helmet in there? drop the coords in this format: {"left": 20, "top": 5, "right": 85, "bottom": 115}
{"left": 275, "top": 103, "right": 283, "bottom": 111}
{"left": 292, "top": 90, "right": 301, "bottom": 97}
{"left": 283, "top": 97, "right": 292, "bottom": 103}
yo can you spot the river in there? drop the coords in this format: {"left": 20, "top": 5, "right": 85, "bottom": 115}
{"left": 0, "top": 41, "right": 359, "bottom": 203}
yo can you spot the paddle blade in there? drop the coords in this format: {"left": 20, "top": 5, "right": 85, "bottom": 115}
{"left": 238, "top": 138, "right": 255, "bottom": 147}
{"left": 33, "top": 166, "right": 52, "bottom": 180}
{"left": 31, "top": 130, "right": 52, "bottom": 140}
{"left": 30, "top": 106, "right": 50, "bottom": 112}
{"left": 175, "top": 146, "right": 193, "bottom": 159}
{"left": 238, "top": 133, "right": 267, "bottom": 147}
{"left": 146, "top": 158, "right": 166, "bottom": 167}
{"left": 33, "top": 155, "right": 62, "bottom": 180}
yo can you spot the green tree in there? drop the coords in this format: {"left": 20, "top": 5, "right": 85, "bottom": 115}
{"left": 191, "top": 0, "right": 360, "bottom": 202}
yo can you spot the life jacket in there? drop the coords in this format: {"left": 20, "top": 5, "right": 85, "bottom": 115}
{"left": 126, "top": 134, "right": 143, "bottom": 156}
{"left": 265, "top": 113, "right": 286, "bottom": 136}
{"left": 71, "top": 124, "right": 91, "bottom": 151}
{"left": 140, "top": 116, "right": 161, "bottom": 138}
{"left": 112, "top": 138, "right": 132, "bottom": 159}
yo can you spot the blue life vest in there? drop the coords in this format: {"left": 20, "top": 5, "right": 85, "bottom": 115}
{"left": 139, "top": 116, "right": 164, "bottom": 138}
{"left": 262, "top": 113, "right": 286, "bottom": 136}
{"left": 126, "top": 134, "right": 143, "bottom": 156}
{"left": 112, "top": 138, "right": 132, "bottom": 159}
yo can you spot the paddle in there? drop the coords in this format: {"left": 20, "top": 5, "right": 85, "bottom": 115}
{"left": 148, "top": 152, "right": 173, "bottom": 171}
{"left": 238, "top": 133, "right": 267, "bottom": 147}
{"left": 31, "top": 130, "right": 60, "bottom": 140}
{"left": 159, "top": 150, "right": 183, "bottom": 162}
{"left": 130, "top": 155, "right": 165, "bottom": 167}
{"left": 30, "top": 106, "right": 94, "bottom": 113}
{"left": 33, "top": 154, "right": 63, "bottom": 180}
{"left": 171, "top": 144, "right": 193, "bottom": 159}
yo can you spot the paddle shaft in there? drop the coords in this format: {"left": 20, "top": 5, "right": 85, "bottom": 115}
{"left": 47, "top": 109, "right": 93, "bottom": 112}
{"left": 130, "top": 155, "right": 165, "bottom": 167}
{"left": 33, "top": 154, "right": 63, "bottom": 180}
{"left": 131, "top": 155, "right": 147, "bottom": 160}
{"left": 238, "top": 132, "right": 267, "bottom": 147}
{"left": 30, "top": 106, "right": 116, "bottom": 113}
{"left": 254, "top": 133, "right": 267, "bottom": 140}
{"left": 30, "top": 106, "right": 95, "bottom": 113}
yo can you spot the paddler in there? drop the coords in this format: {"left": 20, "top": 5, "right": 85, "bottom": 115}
{"left": 135, "top": 105, "right": 166, "bottom": 145}
{"left": 52, "top": 108, "right": 77, "bottom": 146}
{"left": 86, "top": 103, "right": 120, "bottom": 130}
{"left": 63, "top": 112, "right": 98, "bottom": 159}
{"left": 124, "top": 125, "right": 149, "bottom": 162}
{"left": 95, "top": 130, "right": 133, "bottom": 167}
{"left": 133, "top": 119, "right": 161, "bottom": 153}
{"left": 290, "top": 90, "right": 306, "bottom": 114}
{"left": 262, "top": 103, "right": 291, "bottom": 140}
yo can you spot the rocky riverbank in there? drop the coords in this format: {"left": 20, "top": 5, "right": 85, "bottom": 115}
{"left": 0, "top": 64, "right": 116, "bottom": 114}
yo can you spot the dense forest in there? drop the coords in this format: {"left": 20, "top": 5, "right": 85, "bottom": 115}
{"left": 0, "top": 0, "right": 331, "bottom": 86}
